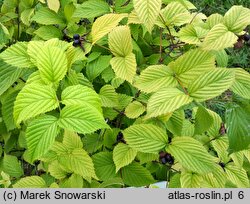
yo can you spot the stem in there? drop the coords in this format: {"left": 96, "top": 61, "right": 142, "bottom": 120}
{"left": 175, "top": 76, "right": 189, "bottom": 95}
{"left": 159, "top": 28, "right": 163, "bottom": 63}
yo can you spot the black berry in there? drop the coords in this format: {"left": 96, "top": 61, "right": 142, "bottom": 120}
{"left": 219, "top": 162, "right": 225, "bottom": 168}
{"left": 73, "top": 39, "right": 81, "bottom": 47}
{"left": 161, "top": 157, "right": 167, "bottom": 164}
{"left": 73, "top": 34, "right": 80, "bottom": 40}
{"left": 165, "top": 153, "right": 174, "bottom": 165}
{"left": 244, "top": 34, "right": 250, "bottom": 42}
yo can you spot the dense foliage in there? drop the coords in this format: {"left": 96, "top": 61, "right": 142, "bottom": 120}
{"left": 0, "top": 0, "right": 250, "bottom": 188}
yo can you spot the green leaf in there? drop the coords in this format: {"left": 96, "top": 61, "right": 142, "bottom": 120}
{"left": 211, "top": 137, "right": 230, "bottom": 164}
{"left": 3, "top": 155, "right": 23, "bottom": 178}
{"left": 180, "top": 172, "right": 203, "bottom": 188}
{"left": 58, "top": 105, "right": 109, "bottom": 134}
{"left": 194, "top": 106, "right": 214, "bottom": 135}
{"left": 133, "top": 0, "right": 162, "bottom": 32}
{"left": 98, "top": 177, "right": 124, "bottom": 188}
{"left": 47, "top": 0, "right": 60, "bottom": 13}
{"left": 48, "top": 160, "right": 68, "bottom": 179}
{"left": 125, "top": 101, "right": 146, "bottom": 119}
{"left": 231, "top": 68, "right": 250, "bottom": 99}
{"left": 13, "top": 176, "right": 47, "bottom": 188}
{"left": 224, "top": 6, "right": 250, "bottom": 33}
{"left": 0, "top": 42, "right": 33, "bottom": 68}
{"left": 61, "top": 85, "right": 102, "bottom": 112}
{"left": 60, "top": 174, "right": 83, "bottom": 188}
{"left": 189, "top": 68, "right": 235, "bottom": 102}
{"left": 0, "top": 61, "right": 22, "bottom": 96}
{"left": 202, "top": 165, "right": 227, "bottom": 188}
{"left": 14, "top": 84, "right": 59, "bottom": 124}
{"left": 86, "top": 55, "right": 112, "bottom": 81}
{"left": 58, "top": 148, "right": 97, "bottom": 181}
{"left": 178, "top": 24, "right": 203, "bottom": 45}
{"left": 63, "top": 130, "right": 83, "bottom": 151}
{"left": 37, "top": 45, "right": 68, "bottom": 84}
{"left": 225, "top": 163, "right": 250, "bottom": 188}
{"left": 83, "top": 133, "right": 103, "bottom": 154}
{"left": 201, "top": 24, "right": 238, "bottom": 51}
{"left": 206, "top": 14, "right": 224, "bottom": 29}
{"left": 99, "top": 85, "right": 119, "bottom": 108}
{"left": 147, "top": 88, "right": 193, "bottom": 118}
{"left": 73, "top": 0, "right": 110, "bottom": 19}
{"left": 27, "top": 41, "right": 45, "bottom": 66}
{"left": 26, "top": 115, "right": 59, "bottom": 162}
{"left": 34, "top": 25, "right": 62, "bottom": 40}
{"left": 91, "top": 13, "right": 128, "bottom": 44}
{"left": 1, "top": 91, "right": 19, "bottom": 130}
{"left": 123, "top": 124, "right": 168, "bottom": 153}
{"left": 92, "top": 152, "right": 117, "bottom": 181}
{"left": 122, "top": 162, "right": 155, "bottom": 187}
{"left": 109, "top": 25, "right": 133, "bottom": 57}
{"left": 214, "top": 50, "right": 228, "bottom": 67}
{"left": 226, "top": 105, "right": 250, "bottom": 152}
{"left": 110, "top": 53, "right": 137, "bottom": 83}
{"left": 158, "top": 1, "right": 191, "bottom": 27}
{"left": 135, "top": 65, "right": 178, "bottom": 93}
{"left": 113, "top": 143, "right": 137, "bottom": 172}
{"left": 168, "top": 49, "right": 215, "bottom": 86}
{"left": 21, "top": 8, "right": 35, "bottom": 26}
{"left": 167, "top": 137, "right": 217, "bottom": 174}
{"left": 32, "top": 7, "right": 65, "bottom": 25}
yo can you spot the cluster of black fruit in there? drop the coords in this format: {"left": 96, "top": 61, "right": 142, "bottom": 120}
{"left": 73, "top": 34, "right": 81, "bottom": 47}
{"left": 159, "top": 151, "right": 174, "bottom": 165}
{"left": 244, "top": 33, "right": 250, "bottom": 42}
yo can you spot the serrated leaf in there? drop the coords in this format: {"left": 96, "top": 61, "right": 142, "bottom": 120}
{"left": 211, "top": 137, "right": 230, "bottom": 164}
{"left": 189, "top": 68, "right": 235, "bottom": 102}
{"left": 122, "top": 162, "right": 155, "bottom": 187}
{"left": 202, "top": 165, "right": 227, "bottom": 188}
{"left": 34, "top": 25, "right": 62, "bottom": 40}
{"left": 92, "top": 152, "right": 117, "bottom": 181}
{"left": 58, "top": 105, "right": 109, "bottom": 134}
{"left": 32, "top": 7, "right": 65, "bottom": 25}
{"left": 113, "top": 143, "right": 137, "bottom": 172}
{"left": 91, "top": 13, "right": 127, "bottom": 44}
{"left": 125, "top": 101, "right": 145, "bottom": 119}
{"left": 47, "top": 0, "right": 60, "bottom": 13}
{"left": 224, "top": 6, "right": 250, "bottom": 33}
{"left": 147, "top": 88, "right": 193, "bottom": 118}
{"left": 180, "top": 172, "right": 203, "bottom": 188}
{"left": 99, "top": 85, "right": 119, "bottom": 108}
{"left": 3, "top": 155, "right": 23, "bottom": 178}
{"left": 73, "top": 0, "right": 110, "bottom": 19}
{"left": 135, "top": 65, "right": 178, "bottom": 93}
{"left": 225, "top": 163, "right": 250, "bottom": 188}
{"left": 48, "top": 160, "right": 68, "bottom": 179}
{"left": 82, "top": 133, "right": 103, "bottom": 154}
{"left": 37, "top": 45, "right": 68, "bottom": 84}
{"left": 26, "top": 115, "right": 59, "bottom": 162}
{"left": 168, "top": 49, "right": 215, "bottom": 86}
{"left": 86, "top": 55, "right": 111, "bottom": 81}
{"left": 63, "top": 130, "right": 83, "bottom": 150}
{"left": 27, "top": 41, "right": 44, "bottom": 66}
{"left": 14, "top": 84, "right": 59, "bottom": 124}
{"left": 0, "top": 61, "right": 22, "bottom": 96}
{"left": 133, "top": 0, "right": 162, "bottom": 32}
{"left": 109, "top": 25, "right": 133, "bottom": 57}
{"left": 231, "top": 68, "right": 250, "bottom": 99}
{"left": 60, "top": 174, "right": 83, "bottom": 188}
{"left": 226, "top": 105, "right": 250, "bottom": 152}
{"left": 201, "top": 24, "right": 238, "bottom": 50}
{"left": 123, "top": 124, "right": 168, "bottom": 153}
{"left": 58, "top": 148, "right": 97, "bottom": 181}
{"left": 61, "top": 85, "right": 102, "bottom": 112}
{"left": 194, "top": 106, "right": 214, "bottom": 135}
{"left": 0, "top": 42, "right": 33, "bottom": 68}
{"left": 13, "top": 176, "right": 46, "bottom": 188}
{"left": 110, "top": 53, "right": 137, "bottom": 83}
{"left": 98, "top": 177, "right": 124, "bottom": 188}
{"left": 167, "top": 137, "right": 217, "bottom": 174}
{"left": 2, "top": 91, "right": 19, "bottom": 130}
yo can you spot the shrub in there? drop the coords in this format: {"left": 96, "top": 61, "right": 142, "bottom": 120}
{"left": 0, "top": 0, "right": 250, "bottom": 188}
